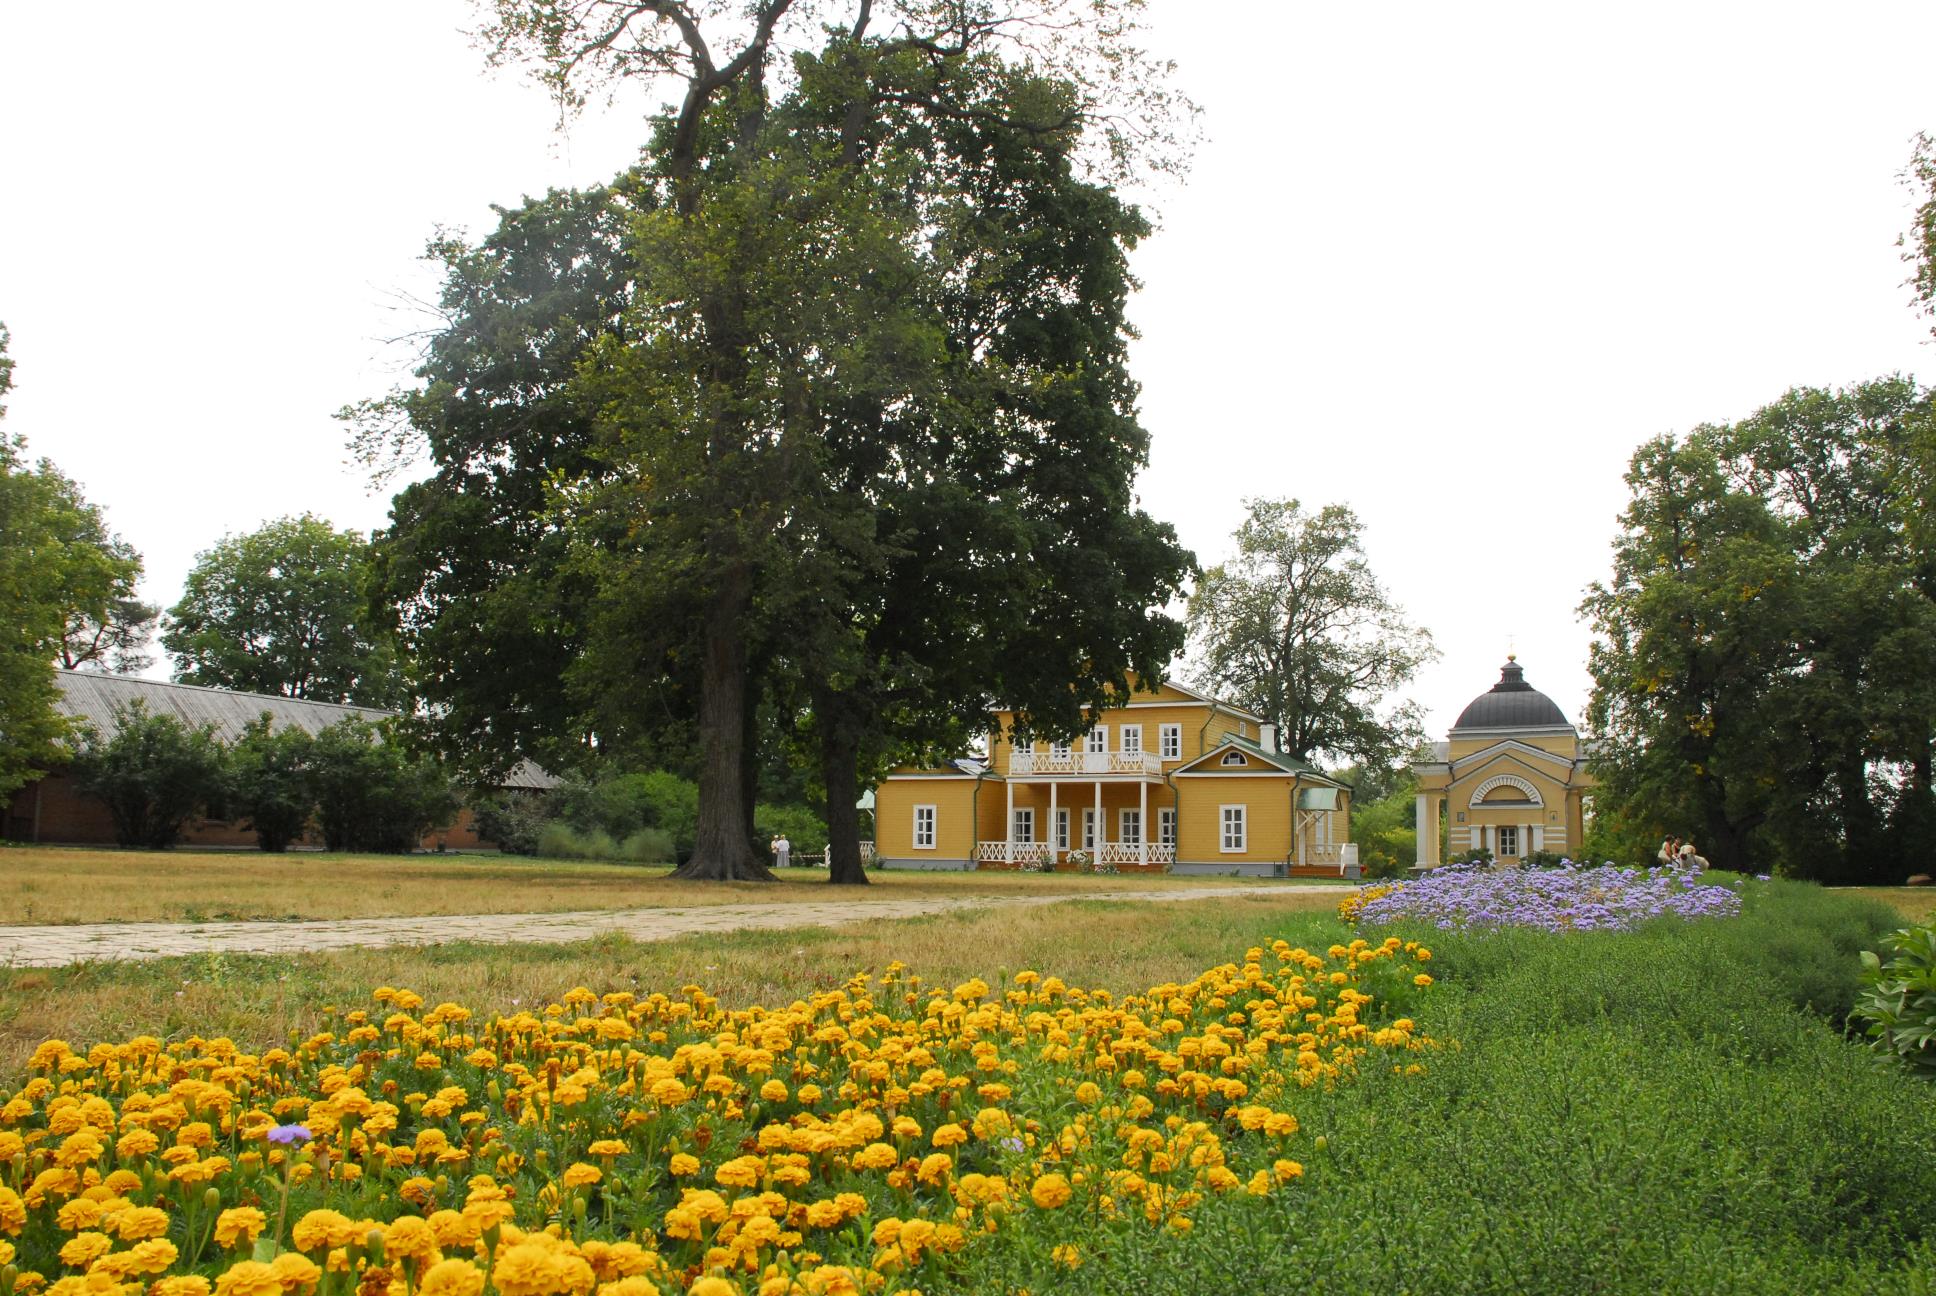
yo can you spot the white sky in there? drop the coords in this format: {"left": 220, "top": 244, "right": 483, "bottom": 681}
{"left": 3, "top": 1, "right": 1933, "bottom": 739}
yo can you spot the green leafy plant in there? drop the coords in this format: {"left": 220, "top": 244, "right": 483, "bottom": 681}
{"left": 68, "top": 702, "right": 226, "bottom": 848}
{"left": 1854, "top": 923, "right": 1936, "bottom": 1072}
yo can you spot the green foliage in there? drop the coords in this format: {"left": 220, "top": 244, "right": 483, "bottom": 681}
{"left": 468, "top": 791, "right": 557, "bottom": 857}
{"left": 1348, "top": 780, "right": 1417, "bottom": 879}
{"left": 754, "top": 803, "right": 828, "bottom": 858}
{"left": 533, "top": 822, "right": 675, "bottom": 865}
{"left": 68, "top": 703, "right": 226, "bottom": 849}
{"left": 1854, "top": 921, "right": 1936, "bottom": 1073}
{"left": 1187, "top": 498, "right": 1433, "bottom": 767}
{"left": 555, "top": 771, "right": 700, "bottom": 859}
{"left": 163, "top": 514, "right": 404, "bottom": 707}
{"left": 308, "top": 719, "right": 455, "bottom": 854}
{"left": 0, "top": 326, "right": 155, "bottom": 796}
{"left": 225, "top": 717, "right": 315, "bottom": 853}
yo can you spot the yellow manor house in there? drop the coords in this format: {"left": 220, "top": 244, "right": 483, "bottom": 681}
{"left": 871, "top": 678, "right": 1357, "bottom": 877}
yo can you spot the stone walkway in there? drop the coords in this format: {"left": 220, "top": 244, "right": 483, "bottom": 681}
{"left": 0, "top": 883, "right": 1351, "bottom": 968}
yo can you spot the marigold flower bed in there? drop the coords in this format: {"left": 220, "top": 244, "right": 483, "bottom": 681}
{"left": 0, "top": 938, "right": 1434, "bottom": 1296}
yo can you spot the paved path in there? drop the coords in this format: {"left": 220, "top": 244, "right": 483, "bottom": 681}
{"left": 0, "top": 884, "right": 1352, "bottom": 968}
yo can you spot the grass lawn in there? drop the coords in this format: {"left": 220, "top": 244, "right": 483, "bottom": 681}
{"left": 1850, "top": 885, "right": 1936, "bottom": 923}
{"left": 0, "top": 844, "right": 1303, "bottom": 925}
{"left": 0, "top": 889, "right": 1344, "bottom": 1077}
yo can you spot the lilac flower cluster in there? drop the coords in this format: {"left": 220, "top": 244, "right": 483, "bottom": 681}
{"left": 1356, "top": 859, "right": 1743, "bottom": 933}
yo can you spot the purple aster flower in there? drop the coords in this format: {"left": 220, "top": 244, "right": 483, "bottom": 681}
{"left": 267, "top": 1123, "right": 312, "bottom": 1145}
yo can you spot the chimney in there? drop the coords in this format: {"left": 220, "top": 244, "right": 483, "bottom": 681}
{"left": 1258, "top": 722, "right": 1277, "bottom": 752}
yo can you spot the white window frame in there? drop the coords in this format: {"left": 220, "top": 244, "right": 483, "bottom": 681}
{"left": 1158, "top": 807, "right": 1177, "bottom": 848}
{"left": 1159, "top": 724, "right": 1182, "bottom": 761}
{"left": 1083, "top": 808, "right": 1098, "bottom": 849}
{"left": 1220, "top": 805, "right": 1247, "bottom": 853}
{"left": 1496, "top": 825, "right": 1519, "bottom": 857}
{"left": 1120, "top": 808, "right": 1142, "bottom": 846}
{"left": 1012, "top": 808, "right": 1034, "bottom": 844}
{"left": 913, "top": 805, "right": 937, "bottom": 850}
{"left": 1054, "top": 808, "right": 1070, "bottom": 850}
{"left": 1220, "top": 750, "right": 1247, "bottom": 766}
{"left": 1049, "top": 739, "right": 1072, "bottom": 759}
{"left": 1087, "top": 725, "right": 1108, "bottom": 753}
{"left": 1120, "top": 725, "right": 1143, "bottom": 755}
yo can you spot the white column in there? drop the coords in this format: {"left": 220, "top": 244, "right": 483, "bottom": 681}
{"left": 1005, "top": 779, "right": 1015, "bottom": 859}
{"left": 1049, "top": 781, "right": 1059, "bottom": 859}
{"left": 1139, "top": 779, "right": 1148, "bottom": 866}
{"left": 1532, "top": 824, "right": 1544, "bottom": 853}
{"left": 1415, "top": 794, "right": 1429, "bottom": 864}
{"left": 1094, "top": 781, "right": 1103, "bottom": 853}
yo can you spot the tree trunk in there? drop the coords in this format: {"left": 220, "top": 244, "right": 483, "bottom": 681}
{"left": 819, "top": 699, "right": 869, "bottom": 886}
{"left": 671, "top": 569, "right": 776, "bottom": 881}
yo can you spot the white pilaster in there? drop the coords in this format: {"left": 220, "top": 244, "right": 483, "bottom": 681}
{"left": 1139, "top": 779, "right": 1148, "bottom": 866}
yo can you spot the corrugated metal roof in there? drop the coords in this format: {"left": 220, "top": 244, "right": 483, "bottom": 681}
{"left": 53, "top": 673, "right": 558, "bottom": 789}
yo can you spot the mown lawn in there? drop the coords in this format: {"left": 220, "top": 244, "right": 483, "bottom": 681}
{"left": 0, "top": 844, "right": 1293, "bottom": 925}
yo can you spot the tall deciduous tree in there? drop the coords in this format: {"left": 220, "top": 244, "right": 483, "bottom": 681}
{"left": 0, "top": 324, "right": 156, "bottom": 799}
{"left": 358, "top": 1, "right": 1193, "bottom": 881}
{"left": 1187, "top": 498, "right": 1433, "bottom": 768}
{"left": 1585, "top": 378, "right": 1936, "bottom": 881}
{"left": 162, "top": 514, "right": 405, "bottom": 707}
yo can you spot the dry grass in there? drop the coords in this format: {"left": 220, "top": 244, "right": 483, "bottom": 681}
{"left": 1851, "top": 887, "right": 1936, "bottom": 923}
{"left": 0, "top": 891, "right": 1348, "bottom": 1079}
{"left": 0, "top": 846, "right": 1289, "bottom": 925}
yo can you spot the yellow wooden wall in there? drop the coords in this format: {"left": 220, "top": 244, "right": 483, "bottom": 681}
{"left": 1175, "top": 774, "right": 1297, "bottom": 864}
{"left": 874, "top": 777, "right": 981, "bottom": 859}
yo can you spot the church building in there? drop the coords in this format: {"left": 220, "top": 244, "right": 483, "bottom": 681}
{"left": 1409, "top": 658, "right": 1595, "bottom": 866}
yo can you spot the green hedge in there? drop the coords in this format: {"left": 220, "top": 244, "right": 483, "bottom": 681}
{"left": 939, "top": 882, "right": 1936, "bottom": 1294}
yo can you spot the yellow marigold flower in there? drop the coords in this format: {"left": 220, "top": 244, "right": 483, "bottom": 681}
{"left": 214, "top": 1261, "right": 284, "bottom": 1296}
{"left": 668, "top": 1154, "right": 700, "bottom": 1177}
{"left": 383, "top": 1216, "right": 439, "bottom": 1264}
{"left": 59, "top": 1232, "right": 114, "bottom": 1269}
{"left": 290, "top": 1210, "right": 357, "bottom": 1254}
{"left": 1414, "top": 974, "right": 1433, "bottom": 987}
{"left": 561, "top": 1163, "right": 601, "bottom": 1189}
{"left": 155, "top": 1278, "right": 212, "bottom": 1296}
{"left": 425, "top": 1210, "right": 475, "bottom": 1251}
{"left": 214, "top": 1207, "right": 266, "bottom": 1249}
{"left": 1272, "top": 1159, "right": 1304, "bottom": 1183}
{"left": 114, "top": 1129, "right": 159, "bottom": 1160}
{"left": 418, "top": 1260, "right": 485, "bottom": 1296}
{"left": 128, "top": 1238, "right": 179, "bottom": 1274}
{"left": 587, "top": 1140, "right": 627, "bottom": 1158}
{"left": 1029, "top": 1174, "right": 1072, "bottom": 1209}
{"left": 267, "top": 1252, "right": 322, "bottom": 1293}
{"left": 929, "top": 1124, "right": 966, "bottom": 1149}
{"left": 915, "top": 1153, "right": 951, "bottom": 1185}
{"left": 758, "top": 1080, "right": 788, "bottom": 1103}
{"left": 595, "top": 1282, "right": 659, "bottom": 1296}
{"left": 1051, "top": 1243, "right": 1082, "bottom": 1268}
{"left": 687, "top": 1279, "right": 739, "bottom": 1296}
{"left": 0, "top": 1185, "right": 23, "bottom": 1234}
{"left": 850, "top": 1143, "right": 898, "bottom": 1172}
{"left": 490, "top": 1243, "right": 564, "bottom": 1296}
{"left": 114, "top": 1201, "right": 171, "bottom": 1239}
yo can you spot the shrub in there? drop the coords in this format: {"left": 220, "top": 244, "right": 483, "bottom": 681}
{"left": 756, "top": 801, "right": 828, "bottom": 855}
{"left": 619, "top": 826, "right": 676, "bottom": 863}
{"left": 1854, "top": 921, "right": 1936, "bottom": 1072}
{"left": 68, "top": 702, "right": 226, "bottom": 849}
{"left": 309, "top": 718, "right": 456, "bottom": 853}
{"left": 226, "top": 715, "right": 315, "bottom": 852}
{"left": 555, "top": 770, "right": 701, "bottom": 858}
{"left": 469, "top": 790, "right": 557, "bottom": 856}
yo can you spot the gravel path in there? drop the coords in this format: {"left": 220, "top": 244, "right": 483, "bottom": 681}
{"left": 0, "top": 883, "right": 1351, "bottom": 968}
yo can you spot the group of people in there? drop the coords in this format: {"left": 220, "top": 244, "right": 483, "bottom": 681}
{"left": 1658, "top": 835, "right": 1710, "bottom": 869}
{"left": 769, "top": 834, "right": 792, "bottom": 867}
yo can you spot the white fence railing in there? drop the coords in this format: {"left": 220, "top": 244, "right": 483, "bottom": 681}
{"left": 1007, "top": 749, "right": 1163, "bottom": 777}
{"left": 1303, "top": 843, "right": 1360, "bottom": 875}
{"left": 975, "top": 841, "right": 1174, "bottom": 869}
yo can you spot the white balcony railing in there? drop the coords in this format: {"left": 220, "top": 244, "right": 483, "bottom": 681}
{"left": 1007, "top": 749, "right": 1163, "bottom": 777}
{"left": 975, "top": 842, "right": 1054, "bottom": 867}
{"left": 974, "top": 842, "right": 1175, "bottom": 869}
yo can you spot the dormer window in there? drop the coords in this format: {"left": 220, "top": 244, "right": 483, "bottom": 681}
{"left": 1220, "top": 750, "right": 1247, "bottom": 766}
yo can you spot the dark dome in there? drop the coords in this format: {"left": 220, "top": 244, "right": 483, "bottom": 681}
{"left": 1452, "top": 658, "right": 1570, "bottom": 730}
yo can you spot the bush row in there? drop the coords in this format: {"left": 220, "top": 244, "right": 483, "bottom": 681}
{"left": 71, "top": 704, "right": 454, "bottom": 853}
{"left": 473, "top": 770, "right": 829, "bottom": 865}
